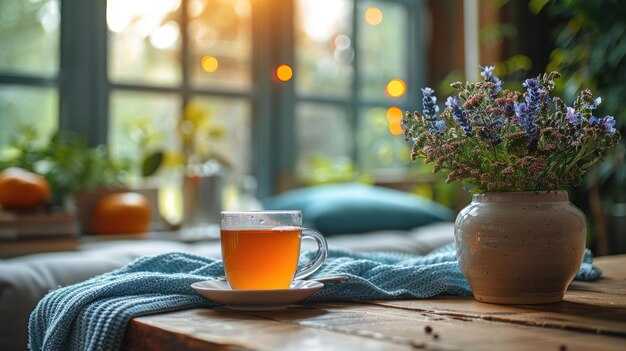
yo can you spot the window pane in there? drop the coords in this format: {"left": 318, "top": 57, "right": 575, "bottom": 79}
{"left": 0, "top": 85, "right": 58, "bottom": 147}
{"left": 358, "top": 107, "right": 410, "bottom": 174}
{"left": 358, "top": 1, "right": 408, "bottom": 101}
{"left": 0, "top": 0, "right": 60, "bottom": 76}
{"left": 107, "top": 0, "right": 182, "bottom": 86}
{"left": 296, "top": 103, "right": 353, "bottom": 180}
{"left": 187, "top": 96, "right": 252, "bottom": 175}
{"left": 188, "top": 0, "right": 252, "bottom": 90}
{"left": 295, "top": 0, "right": 353, "bottom": 97}
{"left": 108, "top": 91, "right": 181, "bottom": 172}
{"left": 109, "top": 92, "right": 252, "bottom": 176}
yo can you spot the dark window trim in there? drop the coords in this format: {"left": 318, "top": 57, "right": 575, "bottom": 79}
{"left": 0, "top": 75, "right": 58, "bottom": 87}
{"left": 59, "top": 0, "right": 108, "bottom": 146}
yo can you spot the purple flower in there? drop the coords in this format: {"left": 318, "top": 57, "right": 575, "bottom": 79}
{"left": 515, "top": 78, "right": 549, "bottom": 151}
{"left": 446, "top": 96, "right": 473, "bottom": 136}
{"left": 421, "top": 87, "right": 445, "bottom": 133}
{"left": 589, "top": 116, "right": 600, "bottom": 127}
{"left": 601, "top": 116, "right": 616, "bottom": 134}
{"left": 595, "top": 97, "right": 602, "bottom": 107}
{"left": 434, "top": 120, "right": 447, "bottom": 134}
{"left": 480, "top": 65, "right": 495, "bottom": 78}
{"left": 480, "top": 65, "right": 503, "bottom": 94}
{"left": 514, "top": 101, "right": 538, "bottom": 150}
{"left": 522, "top": 78, "right": 547, "bottom": 116}
{"left": 565, "top": 107, "right": 583, "bottom": 127}
{"left": 421, "top": 87, "right": 439, "bottom": 122}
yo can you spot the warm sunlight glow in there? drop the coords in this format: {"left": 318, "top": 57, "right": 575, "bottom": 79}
{"left": 107, "top": 0, "right": 181, "bottom": 33}
{"left": 364, "top": 7, "right": 383, "bottom": 26}
{"left": 187, "top": 0, "right": 204, "bottom": 18}
{"left": 276, "top": 64, "right": 293, "bottom": 82}
{"left": 388, "top": 120, "right": 403, "bottom": 135}
{"left": 149, "top": 21, "right": 180, "bottom": 49}
{"left": 200, "top": 55, "right": 219, "bottom": 73}
{"left": 386, "top": 79, "right": 406, "bottom": 98}
{"left": 301, "top": 0, "right": 350, "bottom": 42}
{"left": 386, "top": 106, "right": 403, "bottom": 123}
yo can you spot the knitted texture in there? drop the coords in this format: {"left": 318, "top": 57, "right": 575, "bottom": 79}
{"left": 28, "top": 245, "right": 601, "bottom": 351}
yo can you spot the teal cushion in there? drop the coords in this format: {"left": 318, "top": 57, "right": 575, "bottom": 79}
{"left": 262, "top": 183, "right": 453, "bottom": 236}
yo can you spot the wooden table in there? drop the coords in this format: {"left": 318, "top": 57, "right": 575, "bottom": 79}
{"left": 121, "top": 255, "right": 626, "bottom": 351}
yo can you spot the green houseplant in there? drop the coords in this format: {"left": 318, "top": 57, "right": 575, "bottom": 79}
{"left": 0, "top": 128, "right": 127, "bottom": 202}
{"left": 0, "top": 129, "right": 137, "bottom": 233}
{"left": 402, "top": 66, "right": 620, "bottom": 304}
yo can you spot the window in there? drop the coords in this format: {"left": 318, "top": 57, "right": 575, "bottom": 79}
{"left": 0, "top": 0, "right": 60, "bottom": 146}
{"left": 0, "top": 0, "right": 425, "bottom": 197}
{"left": 293, "top": 0, "right": 424, "bottom": 184}
{"left": 106, "top": 0, "right": 253, "bottom": 179}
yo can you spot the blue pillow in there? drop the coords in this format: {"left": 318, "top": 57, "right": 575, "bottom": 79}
{"left": 262, "top": 183, "right": 453, "bottom": 236}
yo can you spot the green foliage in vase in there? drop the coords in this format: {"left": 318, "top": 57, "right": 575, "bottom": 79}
{"left": 402, "top": 67, "right": 620, "bottom": 194}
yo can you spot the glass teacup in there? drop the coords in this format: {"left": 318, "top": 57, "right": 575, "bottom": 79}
{"left": 220, "top": 211, "right": 328, "bottom": 290}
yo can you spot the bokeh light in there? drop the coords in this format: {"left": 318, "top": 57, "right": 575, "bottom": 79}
{"left": 334, "top": 34, "right": 351, "bottom": 50}
{"left": 276, "top": 64, "right": 293, "bottom": 82}
{"left": 386, "top": 106, "right": 404, "bottom": 136}
{"left": 149, "top": 21, "right": 180, "bottom": 49}
{"left": 386, "top": 79, "right": 406, "bottom": 98}
{"left": 200, "top": 55, "right": 219, "bottom": 73}
{"left": 386, "top": 106, "right": 403, "bottom": 123}
{"left": 388, "top": 120, "right": 403, "bottom": 135}
{"left": 364, "top": 7, "right": 383, "bottom": 26}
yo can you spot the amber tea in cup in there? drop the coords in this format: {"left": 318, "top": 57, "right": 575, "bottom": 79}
{"left": 220, "top": 211, "right": 328, "bottom": 290}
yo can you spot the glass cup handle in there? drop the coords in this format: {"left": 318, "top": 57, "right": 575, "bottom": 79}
{"left": 294, "top": 228, "right": 328, "bottom": 281}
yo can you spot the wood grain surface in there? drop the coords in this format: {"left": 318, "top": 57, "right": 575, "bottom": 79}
{"left": 122, "top": 255, "right": 626, "bottom": 351}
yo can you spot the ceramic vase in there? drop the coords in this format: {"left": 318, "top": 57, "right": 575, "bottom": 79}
{"left": 454, "top": 191, "right": 586, "bottom": 304}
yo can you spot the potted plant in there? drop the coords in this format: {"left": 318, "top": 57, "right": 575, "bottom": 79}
{"left": 175, "top": 101, "right": 232, "bottom": 232}
{"left": 0, "top": 129, "right": 127, "bottom": 202}
{"left": 0, "top": 130, "right": 150, "bottom": 233}
{"left": 401, "top": 66, "right": 620, "bottom": 304}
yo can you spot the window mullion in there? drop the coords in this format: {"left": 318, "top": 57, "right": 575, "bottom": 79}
{"left": 180, "top": 0, "right": 191, "bottom": 108}
{"left": 59, "top": 0, "right": 108, "bottom": 146}
{"left": 275, "top": 0, "right": 296, "bottom": 191}
{"left": 251, "top": 0, "right": 278, "bottom": 197}
{"left": 406, "top": 0, "right": 427, "bottom": 113}
{"left": 0, "top": 75, "right": 57, "bottom": 87}
{"left": 351, "top": 0, "right": 361, "bottom": 169}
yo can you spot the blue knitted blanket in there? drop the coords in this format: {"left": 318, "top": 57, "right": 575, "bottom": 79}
{"left": 28, "top": 245, "right": 601, "bottom": 351}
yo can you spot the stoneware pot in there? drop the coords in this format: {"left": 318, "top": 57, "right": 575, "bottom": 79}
{"left": 455, "top": 191, "right": 586, "bottom": 304}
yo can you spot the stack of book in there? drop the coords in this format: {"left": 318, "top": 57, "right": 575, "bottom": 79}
{"left": 0, "top": 209, "right": 79, "bottom": 258}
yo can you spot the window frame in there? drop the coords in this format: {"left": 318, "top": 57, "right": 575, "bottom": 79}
{"left": 284, "top": 0, "right": 427, "bottom": 184}
{"left": 1, "top": 0, "right": 426, "bottom": 198}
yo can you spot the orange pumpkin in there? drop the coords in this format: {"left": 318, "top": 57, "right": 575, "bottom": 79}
{"left": 0, "top": 167, "right": 51, "bottom": 210}
{"left": 90, "top": 192, "right": 152, "bottom": 234}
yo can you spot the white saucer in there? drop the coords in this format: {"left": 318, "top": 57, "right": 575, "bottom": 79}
{"left": 190, "top": 279, "right": 324, "bottom": 311}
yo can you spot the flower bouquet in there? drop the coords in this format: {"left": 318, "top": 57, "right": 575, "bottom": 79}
{"left": 402, "top": 66, "right": 620, "bottom": 193}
